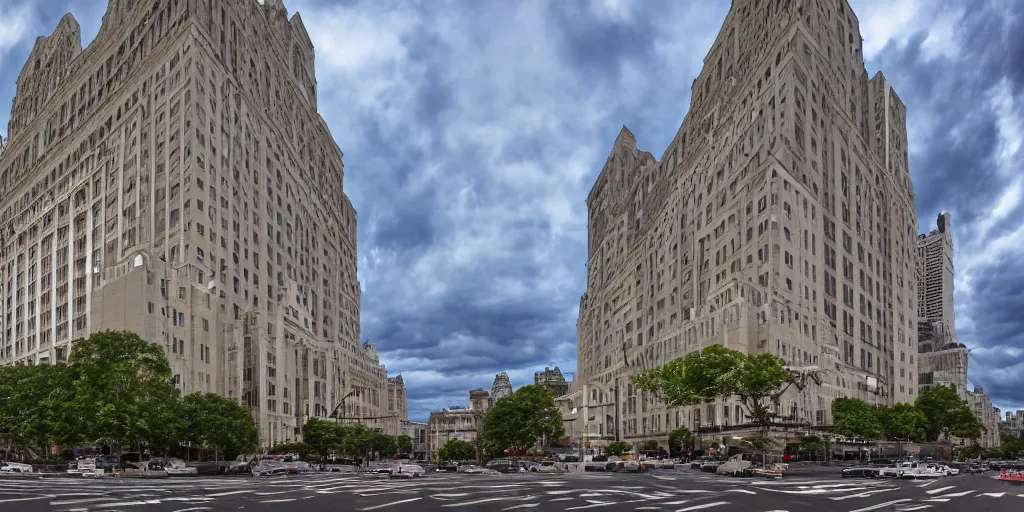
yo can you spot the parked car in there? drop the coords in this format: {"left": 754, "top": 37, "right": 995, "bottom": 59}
{"left": 68, "top": 457, "right": 101, "bottom": 477}
{"left": 250, "top": 459, "right": 299, "bottom": 476}
{"left": 842, "top": 465, "right": 880, "bottom": 478}
{"left": 152, "top": 458, "right": 198, "bottom": 476}
{"left": 389, "top": 463, "right": 425, "bottom": 479}
{"left": 521, "top": 461, "right": 560, "bottom": 473}
{"left": 0, "top": 461, "right": 32, "bottom": 473}
{"left": 123, "top": 461, "right": 169, "bottom": 478}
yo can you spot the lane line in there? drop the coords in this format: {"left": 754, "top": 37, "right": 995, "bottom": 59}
{"left": 829, "top": 488, "right": 897, "bottom": 500}
{"left": 848, "top": 499, "right": 913, "bottom": 512}
{"left": 979, "top": 492, "right": 1005, "bottom": 497}
{"left": 501, "top": 504, "right": 539, "bottom": 511}
{"left": 925, "top": 485, "right": 955, "bottom": 495}
{"left": 675, "top": 502, "right": 730, "bottom": 511}
{"left": 260, "top": 498, "right": 298, "bottom": 503}
{"left": 442, "top": 497, "right": 505, "bottom": 507}
{"left": 360, "top": 497, "right": 422, "bottom": 510}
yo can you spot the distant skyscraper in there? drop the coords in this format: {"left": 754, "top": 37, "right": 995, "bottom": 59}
{"left": 577, "top": 0, "right": 919, "bottom": 445}
{"left": 0, "top": 0, "right": 392, "bottom": 446}
{"left": 916, "top": 213, "right": 955, "bottom": 332}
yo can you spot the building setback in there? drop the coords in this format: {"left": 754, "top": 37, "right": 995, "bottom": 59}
{"left": 0, "top": 0, "right": 393, "bottom": 447}
{"left": 576, "top": 0, "right": 920, "bottom": 447}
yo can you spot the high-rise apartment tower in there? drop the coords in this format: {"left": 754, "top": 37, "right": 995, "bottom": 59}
{"left": 916, "top": 212, "right": 954, "bottom": 332}
{"left": 0, "top": 0, "right": 392, "bottom": 446}
{"left": 577, "top": 0, "right": 919, "bottom": 446}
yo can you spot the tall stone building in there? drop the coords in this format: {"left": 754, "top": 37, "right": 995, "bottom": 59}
{"left": 489, "top": 371, "right": 513, "bottom": 404}
{"left": 576, "top": 0, "right": 920, "bottom": 446}
{"left": 0, "top": 0, "right": 392, "bottom": 447}
{"left": 916, "top": 213, "right": 954, "bottom": 332}
{"left": 967, "top": 386, "right": 1001, "bottom": 448}
{"left": 386, "top": 375, "right": 409, "bottom": 437}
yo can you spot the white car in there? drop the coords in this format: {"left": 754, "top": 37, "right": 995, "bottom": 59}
{"left": 389, "top": 463, "right": 425, "bottom": 478}
{"left": 159, "top": 458, "right": 199, "bottom": 476}
{"left": 938, "top": 465, "right": 960, "bottom": 476}
{"left": 123, "top": 461, "right": 169, "bottom": 478}
{"left": 0, "top": 461, "right": 32, "bottom": 473}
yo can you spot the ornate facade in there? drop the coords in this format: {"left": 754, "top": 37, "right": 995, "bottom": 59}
{"left": 576, "top": 0, "right": 919, "bottom": 446}
{"left": 489, "top": 371, "right": 513, "bottom": 404}
{"left": 0, "top": 0, "right": 391, "bottom": 447}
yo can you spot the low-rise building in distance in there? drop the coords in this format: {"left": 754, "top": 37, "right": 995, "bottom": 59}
{"left": 535, "top": 366, "right": 571, "bottom": 398}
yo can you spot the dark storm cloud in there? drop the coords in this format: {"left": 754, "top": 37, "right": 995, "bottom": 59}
{"left": 864, "top": 0, "right": 1024, "bottom": 409}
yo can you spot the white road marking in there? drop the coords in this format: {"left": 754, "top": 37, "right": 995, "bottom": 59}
{"left": 829, "top": 488, "right": 896, "bottom": 500}
{"left": 896, "top": 506, "right": 932, "bottom": 511}
{"left": 849, "top": 499, "right": 913, "bottom": 512}
{"left": 360, "top": 497, "right": 422, "bottom": 510}
{"left": 172, "top": 508, "right": 213, "bottom": 512}
{"left": 501, "top": 504, "right": 539, "bottom": 511}
{"left": 917, "top": 479, "right": 941, "bottom": 487}
{"left": 205, "top": 489, "right": 252, "bottom": 497}
{"left": 260, "top": 498, "right": 297, "bottom": 503}
{"left": 549, "top": 497, "right": 574, "bottom": 501}
{"left": 94, "top": 501, "right": 150, "bottom": 508}
{"left": 980, "top": 492, "right": 1005, "bottom": 497}
{"left": 565, "top": 502, "right": 616, "bottom": 510}
{"left": 51, "top": 497, "right": 121, "bottom": 506}
{"left": 933, "top": 490, "right": 974, "bottom": 498}
{"left": 0, "top": 495, "right": 52, "bottom": 504}
{"left": 725, "top": 489, "right": 757, "bottom": 495}
{"left": 674, "top": 502, "right": 729, "bottom": 511}
{"left": 442, "top": 497, "right": 505, "bottom": 507}
{"left": 925, "top": 485, "right": 955, "bottom": 495}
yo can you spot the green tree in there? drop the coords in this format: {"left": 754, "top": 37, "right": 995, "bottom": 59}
{"left": 831, "top": 397, "right": 883, "bottom": 440}
{"left": 182, "top": 392, "right": 259, "bottom": 460}
{"left": 638, "top": 440, "right": 660, "bottom": 452}
{"left": 668, "top": 426, "right": 695, "bottom": 455}
{"left": 799, "top": 435, "right": 825, "bottom": 458}
{"left": 877, "top": 403, "right": 927, "bottom": 442}
{"left": 68, "top": 330, "right": 182, "bottom": 455}
{"left": 302, "top": 418, "right": 345, "bottom": 461}
{"left": 605, "top": 441, "right": 631, "bottom": 456}
{"left": 0, "top": 364, "right": 76, "bottom": 458}
{"left": 372, "top": 433, "right": 398, "bottom": 457}
{"left": 632, "top": 345, "right": 803, "bottom": 461}
{"left": 340, "top": 424, "right": 375, "bottom": 458}
{"left": 396, "top": 435, "right": 414, "bottom": 454}
{"left": 480, "top": 385, "right": 564, "bottom": 456}
{"left": 915, "top": 384, "right": 983, "bottom": 447}
{"left": 437, "top": 439, "right": 476, "bottom": 462}
{"left": 269, "top": 441, "right": 311, "bottom": 461}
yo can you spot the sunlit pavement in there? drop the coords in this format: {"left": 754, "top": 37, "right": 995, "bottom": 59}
{"left": 2, "top": 469, "right": 1022, "bottom": 511}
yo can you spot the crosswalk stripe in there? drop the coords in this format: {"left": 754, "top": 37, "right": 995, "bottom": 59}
{"left": 924, "top": 485, "right": 954, "bottom": 494}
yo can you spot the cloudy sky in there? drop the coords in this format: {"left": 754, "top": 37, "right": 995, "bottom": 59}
{"left": 0, "top": 0, "right": 1021, "bottom": 422}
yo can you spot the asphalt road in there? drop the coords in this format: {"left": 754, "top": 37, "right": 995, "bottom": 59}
{"left": 1, "top": 468, "right": 1021, "bottom": 511}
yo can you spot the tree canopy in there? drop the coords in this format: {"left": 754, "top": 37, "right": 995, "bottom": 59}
{"left": 479, "top": 385, "right": 564, "bottom": 456}
{"left": 437, "top": 439, "right": 476, "bottom": 462}
{"left": 915, "top": 384, "right": 983, "bottom": 443}
{"left": 668, "top": 426, "right": 694, "bottom": 452}
{"left": 182, "top": 392, "right": 259, "bottom": 459}
{"left": 632, "top": 345, "right": 793, "bottom": 432}
{"left": 396, "top": 435, "right": 413, "bottom": 454}
{"left": 0, "top": 330, "right": 259, "bottom": 460}
{"left": 832, "top": 397, "right": 883, "bottom": 440}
